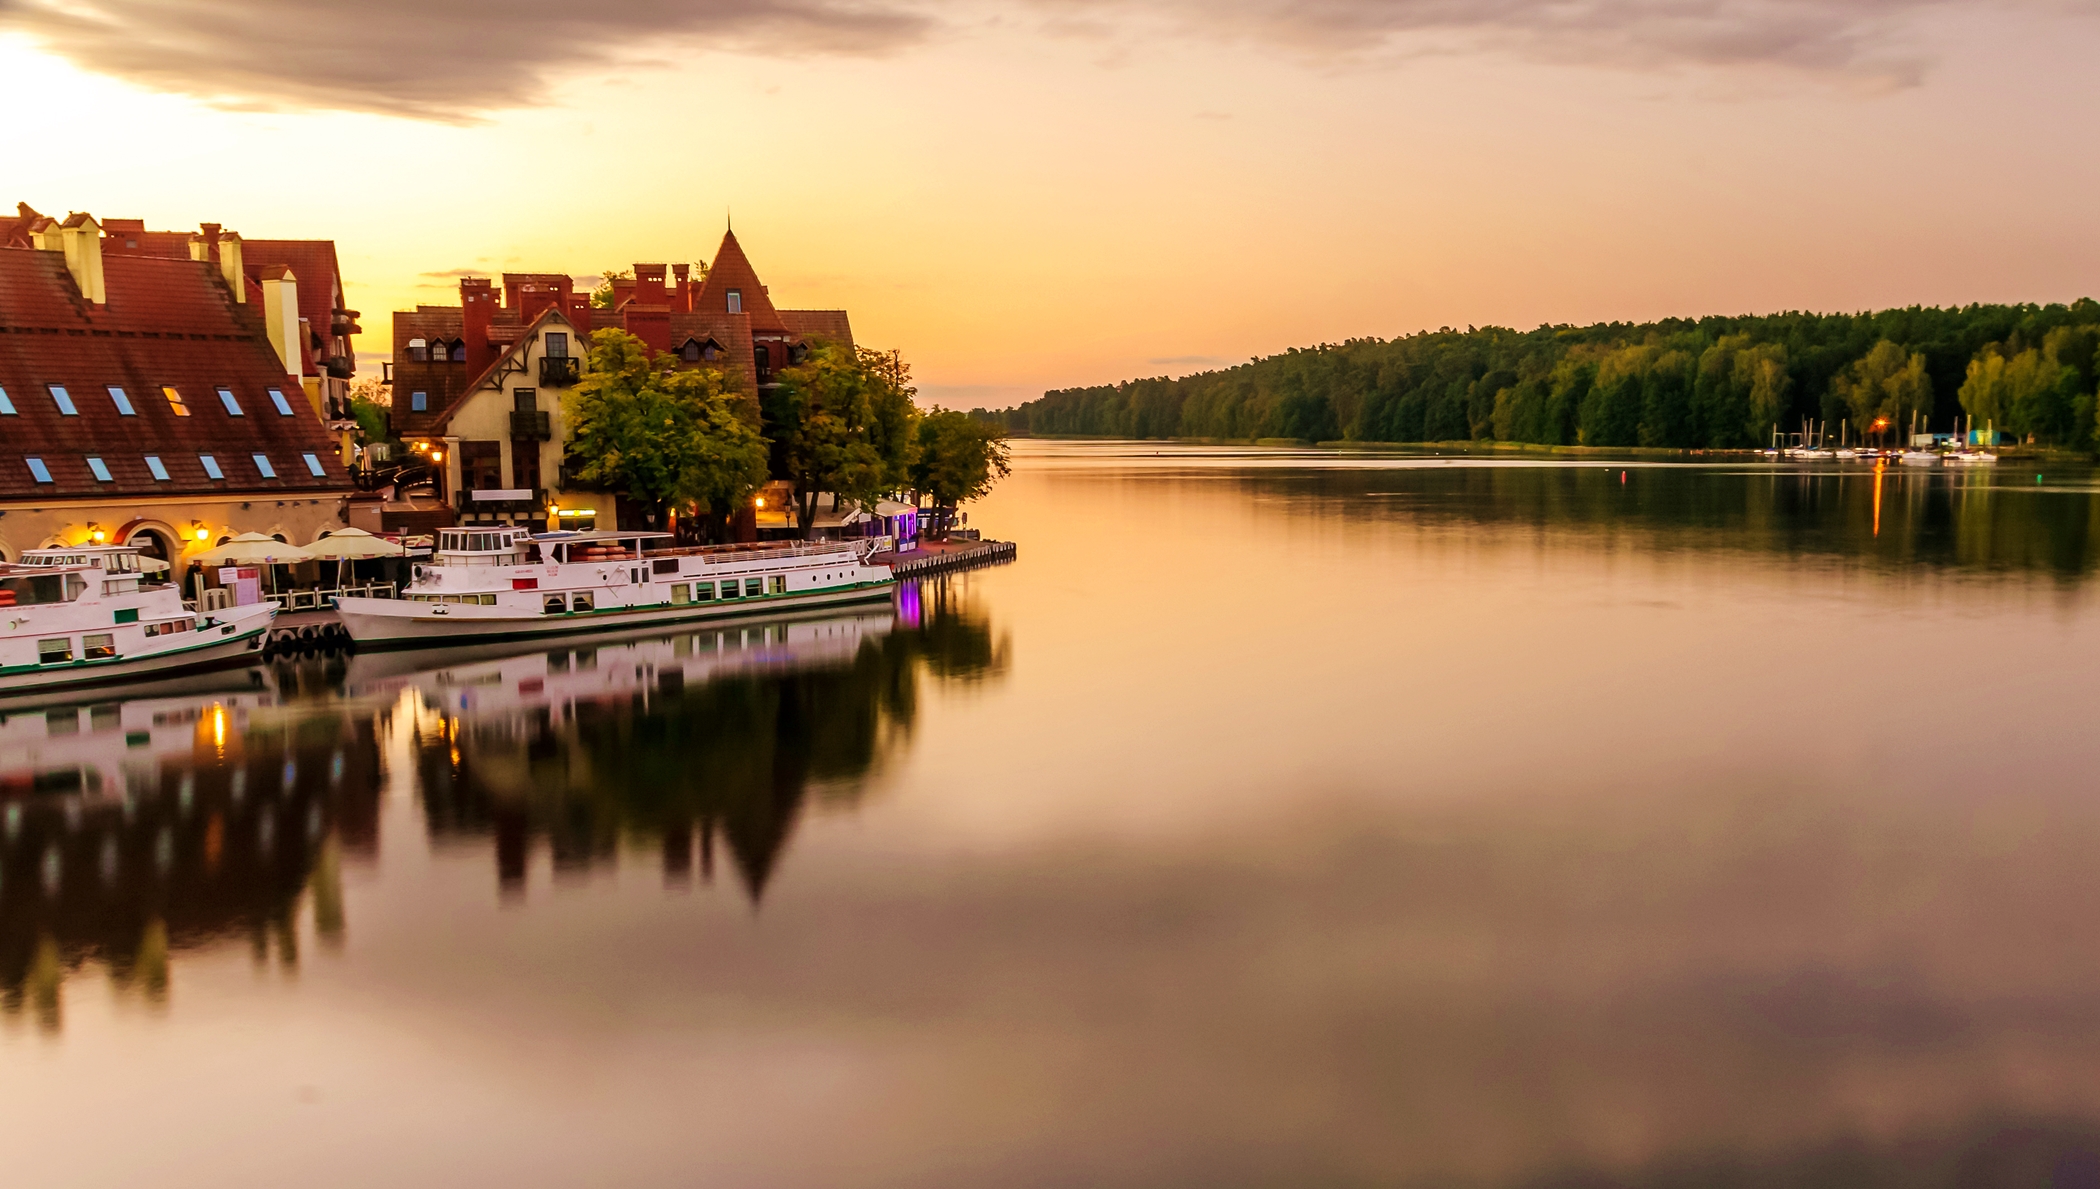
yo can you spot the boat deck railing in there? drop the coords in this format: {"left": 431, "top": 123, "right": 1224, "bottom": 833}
{"left": 180, "top": 583, "right": 398, "bottom": 614}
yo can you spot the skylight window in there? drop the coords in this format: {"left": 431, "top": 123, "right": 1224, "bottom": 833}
{"left": 252, "top": 453, "right": 277, "bottom": 479}
{"left": 199, "top": 454, "right": 223, "bottom": 480}
{"left": 302, "top": 453, "right": 327, "bottom": 477}
{"left": 49, "top": 385, "right": 76, "bottom": 415}
{"left": 85, "top": 456, "right": 113, "bottom": 482}
{"left": 268, "top": 388, "right": 296, "bottom": 416}
{"left": 108, "top": 386, "right": 135, "bottom": 415}
{"left": 164, "top": 386, "right": 190, "bottom": 417}
{"left": 217, "top": 388, "right": 244, "bottom": 416}
{"left": 25, "top": 457, "right": 53, "bottom": 484}
{"left": 144, "top": 455, "right": 170, "bottom": 481}
{"left": 0, "top": 387, "right": 14, "bottom": 415}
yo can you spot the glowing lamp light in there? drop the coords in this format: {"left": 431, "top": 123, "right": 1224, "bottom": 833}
{"left": 430, "top": 450, "right": 445, "bottom": 462}
{"left": 754, "top": 498, "right": 765, "bottom": 509}
{"left": 89, "top": 526, "right": 106, "bottom": 543}
{"left": 194, "top": 526, "right": 211, "bottom": 541}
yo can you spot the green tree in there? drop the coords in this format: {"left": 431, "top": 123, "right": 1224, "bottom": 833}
{"left": 1834, "top": 340, "right": 1932, "bottom": 438}
{"left": 767, "top": 344, "right": 921, "bottom": 538}
{"left": 910, "top": 409, "right": 1012, "bottom": 528}
{"left": 563, "top": 328, "right": 768, "bottom": 539}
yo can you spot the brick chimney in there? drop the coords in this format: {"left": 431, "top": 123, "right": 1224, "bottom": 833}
{"left": 260, "top": 265, "right": 301, "bottom": 377}
{"left": 460, "top": 277, "right": 497, "bottom": 376}
{"left": 32, "top": 212, "right": 106, "bottom": 305}
{"left": 671, "top": 264, "right": 691, "bottom": 312}
{"left": 635, "top": 263, "right": 667, "bottom": 306}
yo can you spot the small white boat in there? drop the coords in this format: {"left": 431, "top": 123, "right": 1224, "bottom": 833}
{"left": 0, "top": 545, "right": 275, "bottom": 696}
{"left": 334, "top": 528, "right": 897, "bottom": 650}
{"left": 1899, "top": 451, "right": 1941, "bottom": 466}
{"left": 1834, "top": 448, "right": 1859, "bottom": 460}
{"left": 1944, "top": 451, "right": 1999, "bottom": 466}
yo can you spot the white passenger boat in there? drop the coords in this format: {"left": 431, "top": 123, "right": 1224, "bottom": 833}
{"left": 0, "top": 545, "right": 276, "bottom": 697}
{"left": 332, "top": 528, "right": 896, "bottom": 650}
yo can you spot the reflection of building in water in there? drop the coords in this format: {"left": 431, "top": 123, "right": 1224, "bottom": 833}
{"left": 384, "top": 588, "right": 1007, "bottom": 900}
{"left": 0, "top": 691, "right": 382, "bottom": 1030}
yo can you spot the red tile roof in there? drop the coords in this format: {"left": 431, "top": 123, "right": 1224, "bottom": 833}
{"left": 0, "top": 247, "right": 351, "bottom": 501}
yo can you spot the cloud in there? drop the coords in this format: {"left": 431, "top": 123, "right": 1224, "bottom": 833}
{"left": 0, "top": 0, "right": 934, "bottom": 120}
{"left": 1026, "top": 0, "right": 1958, "bottom": 85}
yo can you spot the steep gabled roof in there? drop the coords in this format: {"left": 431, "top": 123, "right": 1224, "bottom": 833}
{"left": 0, "top": 247, "right": 350, "bottom": 501}
{"left": 399, "top": 305, "right": 579, "bottom": 435}
{"left": 691, "top": 230, "right": 787, "bottom": 333}
{"left": 778, "top": 309, "right": 854, "bottom": 348}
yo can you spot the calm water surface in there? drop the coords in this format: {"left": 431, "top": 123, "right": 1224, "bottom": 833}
{"left": 11, "top": 442, "right": 2100, "bottom": 1186}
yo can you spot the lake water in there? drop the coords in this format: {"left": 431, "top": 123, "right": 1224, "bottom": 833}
{"left": 11, "top": 442, "right": 2100, "bottom": 1187}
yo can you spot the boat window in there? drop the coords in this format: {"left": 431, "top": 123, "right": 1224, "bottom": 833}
{"left": 37, "top": 638, "right": 72, "bottom": 664}
{"left": 671, "top": 584, "right": 690, "bottom": 605}
{"left": 719, "top": 580, "right": 739, "bottom": 600}
{"left": 84, "top": 633, "right": 115, "bottom": 660}
{"left": 769, "top": 576, "right": 786, "bottom": 594}
{"left": 572, "top": 592, "right": 594, "bottom": 612}
{"left": 745, "top": 578, "right": 763, "bottom": 597}
{"left": 652, "top": 558, "right": 679, "bottom": 576}
{"left": 543, "top": 593, "right": 567, "bottom": 614}
{"left": 694, "top": 582, "right": 714, "bottom": 601}
{"left": 1, "top": 574, "right": 73, "bottom": 605}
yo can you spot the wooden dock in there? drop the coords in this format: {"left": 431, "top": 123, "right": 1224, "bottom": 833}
{"left": 876, "top": 538, "right": 1018, "bottom": 578}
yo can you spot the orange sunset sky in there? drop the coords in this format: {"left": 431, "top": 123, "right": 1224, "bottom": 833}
{"left": 3, "top": 0, "right": 2097, "bottom": 408}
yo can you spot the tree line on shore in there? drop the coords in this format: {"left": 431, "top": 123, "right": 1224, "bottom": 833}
{"left": 977, "top": 301, "right": 2100, "bottom": 450}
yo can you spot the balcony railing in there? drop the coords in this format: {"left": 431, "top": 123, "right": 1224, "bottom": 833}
{"left": 539, "top": 356, "right": 581, "bottom": 387}
{"left": 510, "top": 409, "right": 552, "bottom": 440}
{"left": 456, "top": 488, "right": 546, "bottom": 515}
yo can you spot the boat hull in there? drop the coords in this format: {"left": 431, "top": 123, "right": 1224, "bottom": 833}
{"left": 0, "top": 610, "right": 274, "bottom": 698}
{"left": 335, "top": 581, "right": 897, "bottom": 650}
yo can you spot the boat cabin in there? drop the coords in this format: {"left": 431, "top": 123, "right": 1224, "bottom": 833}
{"left": 0, "top": 545, "right": 149, "bottom": 606}
{"left": 530, "top": 531, "right": 669, "bottom": 565}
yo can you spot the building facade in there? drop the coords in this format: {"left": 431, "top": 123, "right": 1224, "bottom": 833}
{"left": 387, "top": 228, "right": 852, "bottom": 531}
{"left": 0, "top": 207, "right": 355, "bottom": 564}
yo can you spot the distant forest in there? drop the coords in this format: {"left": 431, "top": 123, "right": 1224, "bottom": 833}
{"left": 978, "top": 303, "right": 2100, "bottom": 449}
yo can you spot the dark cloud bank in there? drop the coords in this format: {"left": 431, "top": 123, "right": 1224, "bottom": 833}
{"left": 0, "top": 0, "right": 2045, "bottom": 117}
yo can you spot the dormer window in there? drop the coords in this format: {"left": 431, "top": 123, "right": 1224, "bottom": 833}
{"left": 545, "top": 332, "right": 569, "bottom": 358}
{"left": 681, "top": 339, "right": 701, "bottom": 363}
{"left": 450, "top": 340, "right": 467, "bottom": 363}
{"left": 408, "top": 338, "right": 428, "bottom": 362}
{"left": 703, "top": 343, "right": 719, "bottom": 361}
{"left": 727, "top": 289, "right": 742, "bottom": 314}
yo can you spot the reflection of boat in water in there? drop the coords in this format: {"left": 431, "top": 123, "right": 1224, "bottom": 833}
{"left": 0, "top": 545, "right": 274, "bottom": 697}
{"left": 1899, "top": 451, "right": 1941, "bottom": 466}
{"left": 335, "top": 528, "right": 894, "bottom": 650}
{"left": 339, "top": 604, "right": 895, "bottom": 705}
{"left": 1945, "top": 451, "right": 1999, "bottom": 466}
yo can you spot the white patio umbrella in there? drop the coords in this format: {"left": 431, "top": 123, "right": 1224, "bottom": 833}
{"left": 307, "top": 527, "right": 407, "bottom": 589}
{"left": 190, "top": 532, "right": 314, "bottom": 566}
{"left": 305, "top": 528, "right": 406, "bottom": 560}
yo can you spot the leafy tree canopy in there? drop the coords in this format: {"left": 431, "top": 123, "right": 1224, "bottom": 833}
{"left": 911, "top": 409, "right": 1011, "bottom": 511}
{"left": 563, "top": 329, "right": 768, "bottom": 537}
{"left": 767, "top": 344, "right": 921, "bottom": 537}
